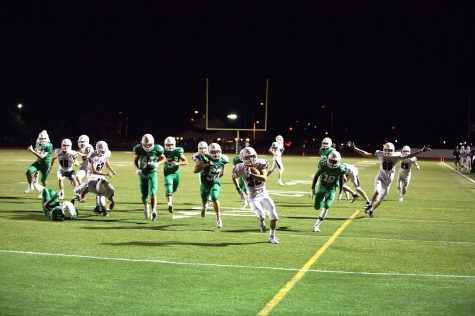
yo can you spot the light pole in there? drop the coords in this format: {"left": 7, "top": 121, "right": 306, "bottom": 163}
{"left": 227, "top": 113, "right": 239, "bottom": 154}
{"left": 17, "top": 103, "right": 23, "bottom": 120}
{"left": 253, "top": 120, "right": 260, "bottom": 145}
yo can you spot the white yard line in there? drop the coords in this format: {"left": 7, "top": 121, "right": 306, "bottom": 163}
{"left": 441, "top": 162, "right": 475, "bottom": 184}
{"left": 1, "top": 249, "right": 473, "bottom": 280}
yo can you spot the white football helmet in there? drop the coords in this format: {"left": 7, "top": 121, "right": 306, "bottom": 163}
{"left": 321, "top": 137, "right": 332, "bottom": 149}
{"left": 61, "top": 138, "right": 72, "bottom": 152}
{"left": 208, "top": 143, "right": 222, "bottom": 160}
{"left": 276, "top": 135, "right": 284, "bottom": 144}
{"left": 61, "top": 201, "right": 77, "bottom": 218}
{"left": 327, "top": 151, "right": 341, "bottom": 169}
{"left": 164, "top": 136, "right": 176, "bottom": 151}
{"left": 383, "top": 142, "right": 395, "bottom": 157}
{"left": 197, "top": 141, "right": 208, "bottom": 154}
{"left": 401, "top": 145, "right": 411, "bottom": 157}
{"left": 240, "top": 147, "right": 258, "bottom": 166}
{"left": 141, "top": 134, "right": 154, "bottom": 152}
{"left": 96, "top": 141, "right": 109, "bottom": 156}
{"left": 37, "top": 130, "right": 50, "bottom": 144}
{"left": 78, "top": 135, "right": 90, "bottom": 149}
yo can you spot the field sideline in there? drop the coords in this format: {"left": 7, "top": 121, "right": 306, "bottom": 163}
{"left": 0, "top": 149, "right": 474, "bottom": 315}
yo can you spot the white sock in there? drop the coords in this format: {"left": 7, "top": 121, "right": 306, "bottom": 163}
{"left": 269, "top": 229, "right": 275, "bottom": 237}
{"left": 319, "top": 208, "right": 328, "bottom": 219}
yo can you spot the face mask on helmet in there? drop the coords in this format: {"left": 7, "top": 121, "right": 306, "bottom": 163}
{"left": 327, "top": 151, "right": 341, "bottom": 168}
{"left": 78, "top": 135, "right": 89, "bottom": 149}
{"left": 276, "top": 135, "right": 284, "bottom": 143}
{"left": 208, "top": 143, "right": 222, "bottom": 160}
{"left": 240, "top": 147, "right": 258, "bottom": 166}
{"left": 164, "top": 137, "right": 176, "bottom": 151}
{"left": 141, "top": 134, "right": 154, "bottom": 152}
{"left": 383, "top": 142, "right": 395, "bottom": 157}
{"left": 321, "top": 137, "right": 332, "bottom": 149}
{"left": 96, "top": 141, "right": 109, "bottom": 155}
{"left": 37, "top": 130, "right": 49, "bottom": 144}
{"left": 402, "top": 146, "right": 411, "bottom": 156}
{"left": 197, "top": 141, "right": 208, "bottom": 154}
{"left": 61, "top": 139, "right": 72, "bottom": 152}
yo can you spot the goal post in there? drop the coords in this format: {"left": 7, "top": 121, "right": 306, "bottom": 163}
{"left": 205, "top": 78, "right": 269, "bottom": 154}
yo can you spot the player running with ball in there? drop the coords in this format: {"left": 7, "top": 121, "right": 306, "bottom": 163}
{"left": 232, "top": 147, "right": 279, "bottom": 244}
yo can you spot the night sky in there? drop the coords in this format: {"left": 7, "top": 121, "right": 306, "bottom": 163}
{"left": 1, "top": 1, "right": 474, "bottom": 149}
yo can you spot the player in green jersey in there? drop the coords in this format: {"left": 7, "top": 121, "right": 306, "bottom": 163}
{"left": 319, "top": 137, "right": 335, "bottom": 161}
{"left": 163, "top": 136, "right": 188, "bottom": 213}
{"left": 24, "top": 130, "right": 53, "bottom": 194}
{"left": 42, "top": 187, "right": 78, "bottom": 221}
{"left": 309, "top": 151, "right": 347, "bottom": 232}
{"left": 193, "top": 143, "right": 229, "bottom": 228}
{"left": 133, "top": 134, "right": 166, "bottom": 221}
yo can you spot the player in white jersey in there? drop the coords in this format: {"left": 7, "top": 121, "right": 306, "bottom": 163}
{"left": 76, "top": 135, "right": 94, "bottom": 184}
{"left": 463, "top": 146, "right": 472, "bottom": 173}
{"left": 232, "top": 147, "right": 279, "bottom": 244}
{"left": 74, "top": 140, "right": 116, "bottom": 216}
{"left": 267, "top": 135, "right": 285, "bottom": 185}
{"left": 396, "top": 146, "right": 420, "bottom": 202}
{"left": 341, "top": 163, "right": 371, "bottom": 207}
{"left": 347, "top": 141, "right": 430, "bottom": 217}
{"left": 50, "top": 139, "right": 79, "bottom": 200}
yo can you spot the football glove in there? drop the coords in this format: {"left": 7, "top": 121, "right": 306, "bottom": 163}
{"left": 422, "top": 145, "right": 431, "bottom": 152}
{"left": 346, "top": 141, "right": 355, "bottom": 149}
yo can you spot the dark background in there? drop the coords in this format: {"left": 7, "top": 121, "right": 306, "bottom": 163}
{"left": 1, "top": 1, "right": 474, "bottom": 151}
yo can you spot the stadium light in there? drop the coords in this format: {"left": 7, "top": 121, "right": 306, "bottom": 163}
{"left": 17, "top": 103, "right": 23, "bottom": 120}
{"left": 227, "top": 114, "right": 237, "bottom": 120}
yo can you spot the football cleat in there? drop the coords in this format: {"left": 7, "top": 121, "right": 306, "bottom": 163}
{"left": 366, "top": 207, "right": 374, "bottom": 218}
{"left": 58, "top": 190, "right": 65, "bottom": 200}
{"left": 216, "top": 216, "right": 223, "bottom": 228}
{"left": 24, "top": 184, "right": 34, "bottom": 193}
{"left": 93, "top": 206, "right": 103, "bottom": 215}
{"left": 364, "top": 203, "right": 372, "bottom": 213}
{"left": 151, "top": 211, "right": 157, "bottom": 222}
{"left": 351, "top": 194, "right": 359, "bottom": 203}
{"left": 313, "top": 225, "right": 321, "bottom": 232}
{"left": 144, "top": 206, "right": 150, "bottom": 219}
{"left": 168, "top": 204, "right": 173, "bottom": 213}
{"left": 399, "top": 196, "right": 404, "bottom": 202}
{"left": 278, "top": 180, "right": 285, "bottom": 186}
{"left": 269, "top": 236, "right": 279, "bottom": 244}
{"left": 201, "top": 205, "right": 207, "bottom": 217}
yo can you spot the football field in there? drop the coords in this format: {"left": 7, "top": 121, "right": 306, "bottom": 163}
{"left": 0, "top": 149, "right": 474, "bottom": 315}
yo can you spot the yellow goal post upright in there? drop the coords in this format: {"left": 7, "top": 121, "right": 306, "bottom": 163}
{"left": 205, "top": 78, "right": 269, "bottom": 154}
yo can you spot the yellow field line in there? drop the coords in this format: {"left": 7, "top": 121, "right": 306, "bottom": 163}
{"left": 257, "top": 209, "right": 360, "bottom": 316}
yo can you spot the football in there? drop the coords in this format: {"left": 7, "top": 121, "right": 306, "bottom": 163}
{"left": 249, "top": 166, "right": 263, "bottom": 175}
